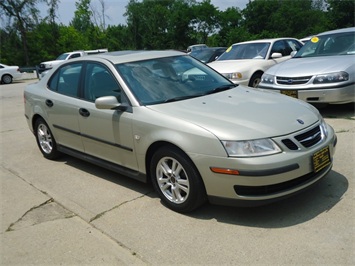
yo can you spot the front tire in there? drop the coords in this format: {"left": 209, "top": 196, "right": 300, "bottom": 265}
{"left": 34, "top": 118, "right": 61, "bottom": 160}
{"left": 150, "top": 146, "right": 207, "bottom": 213}
{"left": 249, "top": 72, "right": 262, "bottom": 88}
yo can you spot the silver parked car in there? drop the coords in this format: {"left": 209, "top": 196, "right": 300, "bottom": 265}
{"left": 259, "top": 27, "right": 355, "bottom": 104}
{"left": 24, "top": 50, "right": 337, "bottom": 212}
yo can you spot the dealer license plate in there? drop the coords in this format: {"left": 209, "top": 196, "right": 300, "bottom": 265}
{"left": 312, "top": 146, "right": 331, "bottom": 173}
{"left": 281, "top": 90, "right": 298, "bottom": 98}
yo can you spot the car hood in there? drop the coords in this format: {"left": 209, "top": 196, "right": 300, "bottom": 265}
{"left": 208, "top": 60, "right": 263, "bottom": 73}
{"left": 266, "top": 55, "right": 354, "bottom": 76}
{"left": 147, "top": 86, "right": 319, "bottom": 140}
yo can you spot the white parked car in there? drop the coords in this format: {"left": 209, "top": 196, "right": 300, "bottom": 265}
{"left": 208, "top": 38, "right": 303, "bottom": 87}
{"left": 0, "top": 63, "right": 22, "bottom": 84}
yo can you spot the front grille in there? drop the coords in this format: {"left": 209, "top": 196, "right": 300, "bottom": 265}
{"left": 282, "top": 139, "right": 299, "bottom": 150}
{"left": 295, "top": 125, "right": 322, "bottom": 148}
{"left": 276, "top": 76, "right": 312, "bottom": 85}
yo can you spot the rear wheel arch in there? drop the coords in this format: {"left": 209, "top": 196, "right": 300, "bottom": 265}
{"left": 32, "top": 114, "right": 46, "bottom": 133}
{"left": 1, "top": 74, "right": 13, "bottom": 84}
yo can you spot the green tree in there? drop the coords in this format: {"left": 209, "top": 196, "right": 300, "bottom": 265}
{"left": 215, "top": 7, "right": 247, "bottom": 46}
{"left": 0, "top": 0, "right": 45, "bottom": 65}
{"left": 125, "top": 0, "right": 196, "bottom": 50}
{"left": 71, "top": 0, "right": 93, "bottom": 33}
{"left": 242, "top": 0, "right": 330, "bottom": 39}
{"left": 327, "top": 0, "right": 355, "bottom": 28}
{"left": 190, "top": 0, "right": 219, "bottom": 44}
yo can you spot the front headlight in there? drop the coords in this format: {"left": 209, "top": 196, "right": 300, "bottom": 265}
{"left": 320, "top": 118, "right": 328, "bottom": 139}
{"left": 221, "top": 138, "right": 282, "bottom": 157}
{"left": 314, "top": 71, "right": 349, "bottom": 84}
{"left": 261, "top": 73, "right": 275, "bottom": 84}
{"left": 224, "top": 72, "right": 242, "bottom": 80}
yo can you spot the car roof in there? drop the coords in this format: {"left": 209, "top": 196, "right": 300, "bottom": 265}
{"left": 231, "top": 38, "right": 298, "bottom": 46}
{"left": 89, "top": 50, "right": 186, "bottom": 64}
{"left": 317, "top": 27, "right": 355, "bottom": 36}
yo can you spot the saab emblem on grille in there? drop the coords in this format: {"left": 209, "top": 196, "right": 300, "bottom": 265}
{"left": 297, "top": 119, "right": 304, "bottom": 124}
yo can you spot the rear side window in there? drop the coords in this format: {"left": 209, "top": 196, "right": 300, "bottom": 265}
{"left": 48, "top": 63, "right": 82, "bottom": 97}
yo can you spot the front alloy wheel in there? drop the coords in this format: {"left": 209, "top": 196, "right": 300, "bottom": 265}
{"left": 151, "top": 146, "right": 206, "bottom": 212}
{"left": 156, "top": 156, "right": 190, "bottom": 204}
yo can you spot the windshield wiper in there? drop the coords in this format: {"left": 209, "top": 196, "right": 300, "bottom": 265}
{"left": 163, "top": 84, "right": 237, "bottom": 103}
{"left": 204, "top": 84, "right": 237, "bottom": 95}
{"left": 163, "top": 95, "right": 200, "bottom": 103}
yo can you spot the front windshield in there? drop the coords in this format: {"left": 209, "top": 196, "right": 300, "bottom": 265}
{"left": 294, "top": 31, "right": 355, "bottom": 58}
{"left": 56, "top": 53, "right": 69, "bottom": 60}
{"left": 116, "top": 55, "right": 234, "bottom": 105}
{"left": 217, "top": 43, "right": 270, "bottom": 60}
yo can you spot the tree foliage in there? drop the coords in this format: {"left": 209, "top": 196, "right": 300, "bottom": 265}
{"left": 0, "top": 0, "right": 354, "bottom": 67}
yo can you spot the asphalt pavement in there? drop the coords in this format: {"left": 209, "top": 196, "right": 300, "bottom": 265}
{"left": 1, "top": 79, "right": 354, "bottom": 265}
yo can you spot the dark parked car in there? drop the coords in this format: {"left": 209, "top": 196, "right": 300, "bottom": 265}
{"left": 190, "top": 47, "right": 227, "bottom": 63}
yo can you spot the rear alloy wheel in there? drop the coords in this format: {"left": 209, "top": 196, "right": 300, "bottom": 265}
{"left": 34, "top": 118, "right": 61, "bottom": 160}
{"left": 2, "top": 74, "right": 13, "bottom": 84}
{"left": 150, "top": 146, "right": 207, "bottom": 213}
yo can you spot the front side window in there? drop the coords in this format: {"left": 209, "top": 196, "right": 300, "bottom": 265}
{"left": 48, "top": 63, "right": 82, "bottom": 97}
{"left": 286, "top": 39, "right": 303, "bottom": 53}
{"left": 271, "top": 41, "right": 288, "bottom": 56}
{"left": 83, "top": 63, "right": 121, "bottom": 102}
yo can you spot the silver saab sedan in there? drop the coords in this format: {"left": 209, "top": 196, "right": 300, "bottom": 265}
{"left": 24, "top": 50, "right": 337, "bottom": 212}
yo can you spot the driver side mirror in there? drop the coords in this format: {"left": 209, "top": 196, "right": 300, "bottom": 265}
{"left": 271, "top": 52, "right": 282, "bottom": 59}
{"left": 95, "top": 96, "right": 128, "bottom": 111}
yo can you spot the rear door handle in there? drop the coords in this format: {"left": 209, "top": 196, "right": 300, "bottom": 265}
{"left": 79, "top": 108, "right": 90, "bottom": 117}
{"left": 45, "top": 99, "right": 53, "bottom": 107}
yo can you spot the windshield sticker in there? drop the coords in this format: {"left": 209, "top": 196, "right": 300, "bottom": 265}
{"left": 311, "top": 37, "right": 319, "bottom": 43}
{"left": 226, "top": 46, "right": 232, "bottom": 53}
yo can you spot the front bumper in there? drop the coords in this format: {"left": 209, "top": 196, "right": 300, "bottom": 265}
{"left": 259, "top": 82, "right": 355, "bottom": 104}
{"left": 189, "top": 124, "right": 337, "bottom": 206}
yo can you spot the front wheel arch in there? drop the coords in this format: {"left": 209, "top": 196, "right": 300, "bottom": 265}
{"left": 248, "top": 71, "right": 263, "bottom": 88}
{"left": 148, "top": 143, "right": 207, "bottom": 212}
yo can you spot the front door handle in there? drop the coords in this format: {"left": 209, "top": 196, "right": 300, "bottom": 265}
{"left": 45, "top": 99, "right": 53, "bottom": 107}
{"left": 79, "top": 108, "right": 90, "bottom": 117}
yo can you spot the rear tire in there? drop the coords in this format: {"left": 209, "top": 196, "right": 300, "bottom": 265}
{"left": 34, "top": 118, "right": 61, "bottom": 160}
{"left": 2, "top": 74, "right": 13, "bottom": 84}
{"left": 150, "top": 146, "right": 207, "bottom": 213}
